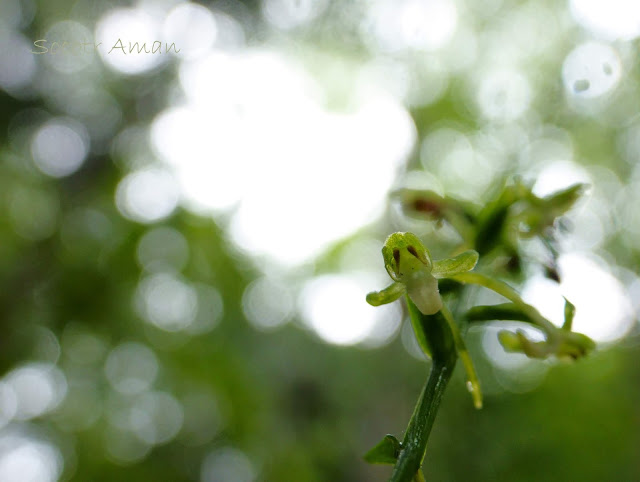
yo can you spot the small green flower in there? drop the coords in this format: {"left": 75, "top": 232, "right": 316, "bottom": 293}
{"left": 366, "top": 232, "right": 478, "bottom": 316}
{"left": 366, "top": 232, "right": 483, "bottom": 409}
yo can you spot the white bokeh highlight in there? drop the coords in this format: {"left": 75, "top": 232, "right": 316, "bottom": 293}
{"left": 242, "top": 276, "right": 294, "bottom": 331}
{"left": 152, "top": 48, "right": 415, "bottom": 266}
{"left": 104, "top": 342, "right": 159, "bottom": 395}
{"left": 201, "top": 447, "right": 255, "bottom": 482}
{"left": 115, "top": 168, "right": 179, "bottom": 223}
{"left": 299, "top": 273, "right": 402, "bottom": 346}
{"left": 0, "top": 382, "right": 17, "bottom": 429}
{"left": 95, "top": 8, "right": 165, "bottom": 74}
{"left": 42, "top": 21, "right": 95, "bottom": 73}
{"left": 531, "top": 160, "right": 590, "bottom": 198}
{"left": 562, "top": 42, "right": 622, "bottom": 99}
{"left": 364, "top": 0, "right": 458, "bottom": 52}
{"left": 0, "top": 30, "right": 36, "bottom": 95}
{"left": 135, "top": 273, "right": 198, "bottom": 331}
{"left": 521, "top": 254, "right": 634, "bottom": 343}
{"left": 476, "top": 69, "right": 531, "bottom": 121}
{"left": 570, "top": 0, "right": 640, "bottom": 40}
{"left": 130, "top": 391, "right": 184, "bottom": 445}
{"left": 31, "top": 119, "right": 89, "bottom": 178}
{"left": 263, "top": 0, "right": 328, "bottom": 30}
{"left": 163, "top": 3, "right": 216, "bottom": 60}
{"left": 136, "top": 226, "right": 190, "bottom": 273}
{"left": 0, "top": 431, "right": 63, "bottom": 482}
{"left": 4, "top": 363, "right": 67, "bottom": 420}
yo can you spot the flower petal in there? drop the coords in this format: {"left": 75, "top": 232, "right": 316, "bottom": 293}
{"left": 432, "top": 250, "right": 479, "bottom": 279}
{"left": 366, "top": 282, "right": 406, "bottom": 306}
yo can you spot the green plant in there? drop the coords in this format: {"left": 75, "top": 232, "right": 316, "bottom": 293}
{"left": 363, "top": 180, "right": 596, "bottom": 482}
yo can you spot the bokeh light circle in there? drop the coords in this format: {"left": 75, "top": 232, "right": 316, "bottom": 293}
{"left": 31, "top": 118, "right": 89, "bottom": 178}
{"left": 562, "top": 42, "right": 621, "bottom": 99}
{"left": 115, "top": 168, "right": 180, "bottom": 224}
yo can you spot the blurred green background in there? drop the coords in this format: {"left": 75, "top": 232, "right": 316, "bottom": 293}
{"left": 1, "top": 0, "right": 640, "bottom": 480}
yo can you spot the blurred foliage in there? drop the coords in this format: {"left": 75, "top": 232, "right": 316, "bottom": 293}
{"left": 1, "top": 0, "right": 640, "bottom": 481}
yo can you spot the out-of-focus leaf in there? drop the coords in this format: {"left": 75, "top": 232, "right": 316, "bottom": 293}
{"left": 474, "top": 184, "right": 520, "bottom": 255}
{"left": 519, "top": 183, "right": 588, "bottom": 237}
{"left": 542, "top": 183, "right": 587, "bottom": 215}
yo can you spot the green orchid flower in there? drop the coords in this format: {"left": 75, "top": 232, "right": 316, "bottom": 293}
{"left": 366, "top": 232, "right": 482, "bottom": 409}
{"left": 366, "top": 232, "right": 479, "bottom": 315}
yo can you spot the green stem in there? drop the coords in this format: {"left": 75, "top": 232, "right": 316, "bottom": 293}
{"left": 390, "top": 357, "right": 457, "bottom": 482}
{"left": 450, "top": 272, "right": 557, "bottom": 337}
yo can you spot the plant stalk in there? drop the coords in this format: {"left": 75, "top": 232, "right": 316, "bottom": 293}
{"left": 390, "top": 356, "right": 457, "bottom": 482}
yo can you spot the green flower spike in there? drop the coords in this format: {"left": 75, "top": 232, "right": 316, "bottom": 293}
{"left": 366, "top": 232, "right": 482, "bottom": 409}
